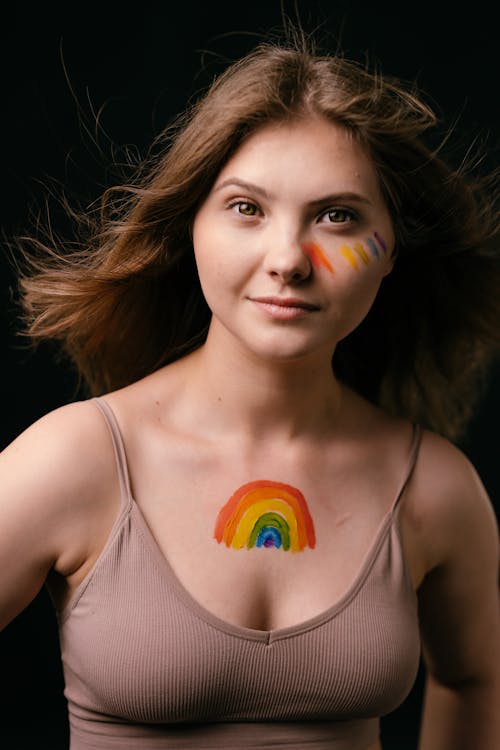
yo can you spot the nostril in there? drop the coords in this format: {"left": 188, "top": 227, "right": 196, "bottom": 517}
{"left": 263, "top": 241, "right": 313, "bottom": 283}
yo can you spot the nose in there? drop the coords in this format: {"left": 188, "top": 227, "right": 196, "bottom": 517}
{"left": 262, "top": 233, "right": 312, "bottom": 285}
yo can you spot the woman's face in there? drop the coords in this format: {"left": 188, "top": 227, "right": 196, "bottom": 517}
{"left": 192, "top": 116, "right": 395, "bottom": 365}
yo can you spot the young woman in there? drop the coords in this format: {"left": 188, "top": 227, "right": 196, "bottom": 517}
{"left": 1, "top": 37, "right": 499, "bottom": 750}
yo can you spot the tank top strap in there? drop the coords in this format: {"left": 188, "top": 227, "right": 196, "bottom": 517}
{"left": 92, "top": 396, "right": 133, "bottom": 511}
{"left": 391, "top": 423, "right": 422, "bottom": 514}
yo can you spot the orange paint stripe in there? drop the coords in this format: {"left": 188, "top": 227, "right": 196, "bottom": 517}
{"left": 302, "top": 242, "right": 334, "bottom": 274}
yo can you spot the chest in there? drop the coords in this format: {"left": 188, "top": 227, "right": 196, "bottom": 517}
{"left": 59, "top": 499, "right": 421, "bottom": 726}
{"left": 125, "top": 436, "right": 415, "bottom": 632}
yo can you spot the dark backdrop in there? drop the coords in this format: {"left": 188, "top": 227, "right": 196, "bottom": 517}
{"left": 1, "top": 2, "right": 499, "bottom": 748}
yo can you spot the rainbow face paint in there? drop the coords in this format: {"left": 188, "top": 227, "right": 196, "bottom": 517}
{"left": 214, "top": 480, "right": 316, "bottom": 552}
{"left": 340, "top": 244, "right": 358, "bottom": 270}
{"left": 300, "top": 232, "right": 389, "bottom": 275}
{"left": 302, "top": 241, "right": 334, "bottom": 274}
{"left": 374, "top": 231, "right": 387, "bottom": 254}
{"left": 353, "top": 242, "right": 370, "bottom": 265}
{"left": 338, "top": 232, "right": 389, "bottom": 273}
{"left": 366, "top": 237, "right": 379, "bottom": 258}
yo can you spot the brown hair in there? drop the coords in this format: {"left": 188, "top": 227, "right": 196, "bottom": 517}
{"left": 15, "top": 34, "right": 500, "bottom": 439}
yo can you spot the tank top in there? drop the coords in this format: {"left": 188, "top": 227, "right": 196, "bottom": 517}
{"left": 56, "top": 397, "right": 422, "bottom": 750}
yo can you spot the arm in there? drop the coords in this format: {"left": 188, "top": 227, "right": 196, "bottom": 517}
{"left": 416, "top": 441, "right": 500, "bottom": 750}
{"left": 0, "top": 401, "right": 118, "bottom": 630}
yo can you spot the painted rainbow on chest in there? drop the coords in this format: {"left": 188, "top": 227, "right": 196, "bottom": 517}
{"left": 214, "top": 480, "right": 316, "bottom": 552}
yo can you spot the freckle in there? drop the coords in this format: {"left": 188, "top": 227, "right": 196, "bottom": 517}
{"left": 340, "top": 245, "right": 358, "bottom": 270}
{"left": 353, "top": 242, "right": 370, "bottom": 265}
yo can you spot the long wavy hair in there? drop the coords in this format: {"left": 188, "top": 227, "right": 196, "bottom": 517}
{"left": 15, "top": 33, "right": 500, "bottom": 439}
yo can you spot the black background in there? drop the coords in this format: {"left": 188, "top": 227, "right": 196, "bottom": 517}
{"left": 1, "top": 2, "right": 499, "bottom": 748}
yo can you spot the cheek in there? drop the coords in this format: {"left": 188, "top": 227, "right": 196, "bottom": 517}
{"left": 329, "top": 272, "right": 384, "bottom": 341}
{"left": 307, "top": 231, "right": 393, "bottom": 278}
{"left": 192, "top": 219, "right": 249, "bottom": 310}
{"left": 338, "top": 232, "right": 392, "bottom": 275}
{"left": 322, "top": 233, "right": 392, "bottom": 336}
{"left": 192, "top": 214, "right": 226, "bottom": 278}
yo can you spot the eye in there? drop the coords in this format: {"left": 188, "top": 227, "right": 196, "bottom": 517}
{"left": 319, "top": 208, "right": 356, "bottom": 224}
{"left": 229, "top": 200, "right": 260, "bottom": 217}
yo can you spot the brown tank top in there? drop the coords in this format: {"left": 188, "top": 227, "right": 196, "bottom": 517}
{"left": 56, "top": 397, "right": 422, "bottom": 750}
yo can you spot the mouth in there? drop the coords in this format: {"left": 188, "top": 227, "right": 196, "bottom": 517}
{"left": 250, "top": 296, "right": 320, "bottom": 310}
{"left": 249, "top": 296, "right": 320, "bottom": 320}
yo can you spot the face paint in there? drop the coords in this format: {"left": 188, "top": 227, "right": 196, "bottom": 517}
{"left": 302, "top": 241, "right": 335, "bottom": 274}
{"left": 374, "top": 231, "right": 388, "bottom": 254}
{"left": 353, "top": 242, "right": 370, "bottom": 266}
{"left": 338, "top": 233, "right": 389, "bottom": 272}
{"left": 366, "top": 237, "right": 379, "bottom": 258}
{"left": 340, "top": 244, "right": 358, "bottom": 270}
{"left": 214, "top": 480, "right": 316, "bottom": 552}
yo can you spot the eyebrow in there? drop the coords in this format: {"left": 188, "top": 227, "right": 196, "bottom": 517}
{"left": 213, "top": 178, "right": 271, "bottom": 199}
{"left": 212, "top": 178, "right": 373, "bottom": 207}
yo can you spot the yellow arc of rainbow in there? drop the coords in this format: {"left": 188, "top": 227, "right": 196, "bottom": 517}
{"left": 214, "top": 480, "right": 316, "bottom": 552}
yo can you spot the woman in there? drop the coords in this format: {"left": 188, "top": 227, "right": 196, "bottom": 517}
{"left": 1, "top": 36, "right": 499, "bottom": 749}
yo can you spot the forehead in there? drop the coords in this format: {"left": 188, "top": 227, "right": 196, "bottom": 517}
{"left": 214, "top": 116, "right": 383, "bottom": 200}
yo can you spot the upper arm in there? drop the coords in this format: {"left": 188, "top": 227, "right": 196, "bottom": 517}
{"left": 416, "top": 435, "right": 500, "bottom": 687}
{"left": 0, "top": 400, "right": 117, "bottom": 630}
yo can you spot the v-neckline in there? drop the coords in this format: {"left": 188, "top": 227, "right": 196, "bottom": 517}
{"left": 130, "top": 495, "right": 399, "bottom": 644}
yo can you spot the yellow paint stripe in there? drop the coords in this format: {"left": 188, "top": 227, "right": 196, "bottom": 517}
{"left": 340, "top": 245, "right": 358, "bottom": 270}
{"left": 353, "top": 242, "right": 370, "bottom": 265}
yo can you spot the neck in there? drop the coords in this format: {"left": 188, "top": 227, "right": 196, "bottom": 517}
{"left": 180, "top": 327, "right": 343, "bottom": 442}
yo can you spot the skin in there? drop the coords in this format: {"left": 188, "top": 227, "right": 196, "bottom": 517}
{"left": 0, "top": 117, "right": 498, "bottom": 750}
{"left": 192, "top": 117, "right": 395, "bottom": 369}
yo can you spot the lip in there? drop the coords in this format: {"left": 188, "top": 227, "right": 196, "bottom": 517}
{"left": 249, "top": 295, "right": 320, "bottom": 321}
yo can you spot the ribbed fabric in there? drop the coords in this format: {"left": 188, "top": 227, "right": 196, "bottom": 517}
{"left": 57, "top": 397, "right": 422, "bottom": 750}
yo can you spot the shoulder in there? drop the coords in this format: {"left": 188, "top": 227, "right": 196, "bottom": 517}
{"left": 1, "top": 399, "right": 115, "bottom": 492}
{"left": 409, "top": 430, "right": 500, "bottom": 686}
{"left": 0, "top": 398, "right": 120, "bottom": 575}
{"left": 407, "top": 428, "right": 499, "bottom": 575}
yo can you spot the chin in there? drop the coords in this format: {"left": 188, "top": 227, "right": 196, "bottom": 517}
{"left": 243, "top": 336, "right": 336, "bottom": 366}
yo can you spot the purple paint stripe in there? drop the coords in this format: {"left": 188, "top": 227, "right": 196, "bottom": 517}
{"left": 366, "top": 237, "right": 379, "bottom": 258}
{"left": 374, "top": 231, "right": 387, "bottom": 254}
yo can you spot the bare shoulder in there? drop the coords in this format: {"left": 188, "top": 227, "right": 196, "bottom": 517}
{"left": 1, "top": 399, "right": 117, "bottom": 515}
{"left": 409, "top": 430, "right": 500, "bottom": 687}
{"left": 0, "top": 399, "right": 120, "bottom": 627}
{"left": 408, "top": 429, "right": 499, "bottom": 574}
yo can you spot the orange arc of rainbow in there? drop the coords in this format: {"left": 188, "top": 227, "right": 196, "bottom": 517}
{"left": 302, "top": 242, "right": 334, "bottom": 274}
{"left": 214, "top": 480, "right": 316, "bottom": 550}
